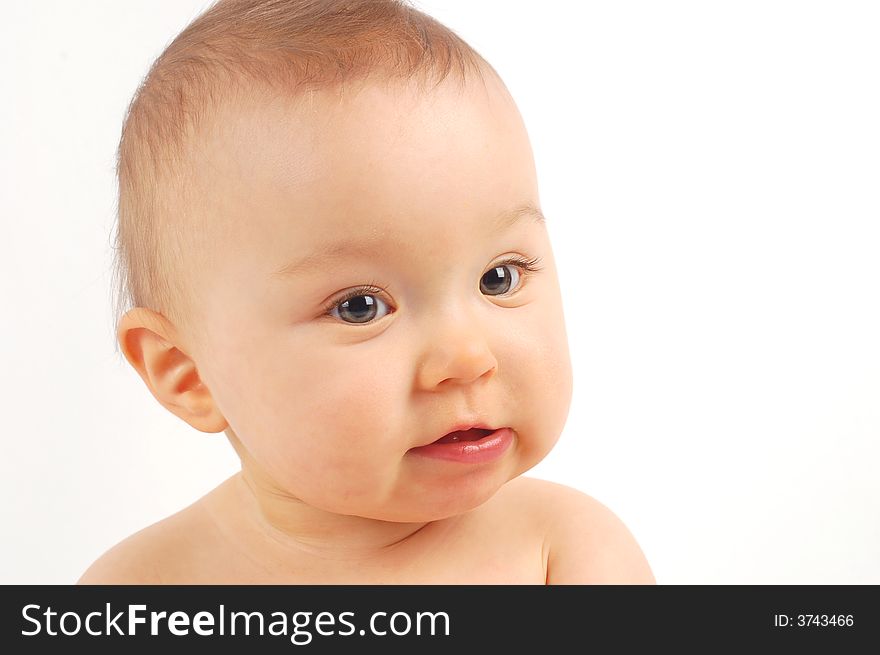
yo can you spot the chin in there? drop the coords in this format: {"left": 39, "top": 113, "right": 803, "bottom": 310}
{"left": 417, "top": 475, "right": 511, "bottom": 521}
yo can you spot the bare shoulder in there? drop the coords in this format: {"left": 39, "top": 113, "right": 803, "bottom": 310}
{"left": 77, "top": 500, "right": 215, "bottom": 585}
{"left": 509, "top": 476, "right": 655, "bottom": 585}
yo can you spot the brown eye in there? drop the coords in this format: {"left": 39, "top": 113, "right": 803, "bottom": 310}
{"left": 480, "top": 264, "right": 522, "bottom": 296}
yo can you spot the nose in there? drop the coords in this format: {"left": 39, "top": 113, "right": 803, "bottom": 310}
{"left": 416, "top": 309, "right": 498, "bottom": 389}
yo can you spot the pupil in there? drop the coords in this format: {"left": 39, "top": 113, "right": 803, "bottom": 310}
{"left": 481, "top": 266, "right": 512, "bottom": 295}
{"left": 340, "top": 296, "right": 376, "bottom": 323}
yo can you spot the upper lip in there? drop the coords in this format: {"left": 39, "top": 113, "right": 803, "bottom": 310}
{"left": 447, "top": 422, "right": 496, "bottom": 435}
{"left": 414, "top": 421, "right": 498, "bottom": 448}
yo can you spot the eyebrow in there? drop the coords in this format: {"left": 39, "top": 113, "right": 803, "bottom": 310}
{"left": 271, "top": 202, "right": 545, "bottom": 279}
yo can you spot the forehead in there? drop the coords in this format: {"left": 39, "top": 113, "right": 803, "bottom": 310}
{"left": 190, "top": 73, "right": 537, "bottom": 268}
{"left": 272, "top": 202, "right": 545, "bottom": 280}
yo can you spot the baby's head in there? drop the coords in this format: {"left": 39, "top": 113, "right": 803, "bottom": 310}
{"left": 113, "top": 0, "right": 573, "bottom": 523}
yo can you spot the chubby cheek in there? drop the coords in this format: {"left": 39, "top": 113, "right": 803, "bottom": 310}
{"left": 506, "top": 298, "right": 573, "bottom": 467}
{"left": 242, "top": 335, "right": 410, "bottom": 506}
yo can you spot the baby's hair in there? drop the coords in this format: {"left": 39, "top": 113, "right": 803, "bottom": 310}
{"left": 109, "top": 0, "right": 498, "bottom": 358}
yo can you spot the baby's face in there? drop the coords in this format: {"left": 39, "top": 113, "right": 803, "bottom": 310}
{"left": 185, "top": 72, "right": 572, "bottom": 522}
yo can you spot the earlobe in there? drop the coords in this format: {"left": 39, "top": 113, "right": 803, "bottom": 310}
{"left": 117, "top": 308, "right": 228, "bottom": 434}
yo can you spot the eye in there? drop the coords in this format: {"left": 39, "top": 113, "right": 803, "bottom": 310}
{"left": 480, "top": 255, "right": 544, "bottom": 297}
{"left": 480, "top": 265, "right": 519, "bottom": 296}
{"left": 323, "top": 255, "right": 544, "bottom": 325}
{"left": 325, "top": 286, "right": 392, "bottom": 324}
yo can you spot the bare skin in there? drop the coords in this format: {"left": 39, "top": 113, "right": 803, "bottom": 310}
{"left": 82, "top": 67, "right": 654, "bottom": 585}
{"left": 78, "top": 475, "right": 652, "bottom": 584}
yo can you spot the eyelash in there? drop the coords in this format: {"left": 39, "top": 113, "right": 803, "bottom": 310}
{"left": 321, "top": 255, "right": 545, "bottom": 318}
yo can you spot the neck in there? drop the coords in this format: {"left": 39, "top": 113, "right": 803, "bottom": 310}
{"left": 226, "top": 469, "right": 436, "bottom": 562}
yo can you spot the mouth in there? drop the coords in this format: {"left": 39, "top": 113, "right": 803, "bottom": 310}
{"left": 408, "top": 426, "right": 515, "bottom": 464}
{"left": 433, "top": 427, "right": 496, "bottom": 444}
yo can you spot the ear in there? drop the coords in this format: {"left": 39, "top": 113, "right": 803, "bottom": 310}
{"left": 117, "top": 308, "right": 228, "bottom": 433}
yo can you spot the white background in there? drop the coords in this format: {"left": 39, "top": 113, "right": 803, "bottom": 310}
{"left": 2, "top": 1, "right": 878, "bottom": 584}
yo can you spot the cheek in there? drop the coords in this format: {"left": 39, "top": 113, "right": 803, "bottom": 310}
{"left": 257, "top": 337, "right": 409, "bottom": 464}
{"left": 504, "top": 294, "right": 573, "bottom": 454}
{"left": 293, "top": 339, "right": 401, "bottom": 422}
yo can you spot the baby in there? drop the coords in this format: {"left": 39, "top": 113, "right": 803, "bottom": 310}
{"left": 79, "top": 0, "right": 654, "bottom": 584}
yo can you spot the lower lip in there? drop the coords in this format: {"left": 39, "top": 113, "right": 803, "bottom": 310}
{"left": 408, "top": 428, "right": 515, "bottom": 464}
